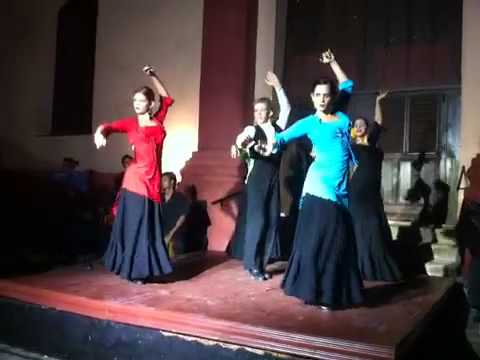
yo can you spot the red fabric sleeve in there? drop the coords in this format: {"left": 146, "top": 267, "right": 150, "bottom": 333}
{"left": 101, "top": 118, "right": 135, "bottom": 136}
{"left": 153, "top": 96, "right": 174, "bottom": 124}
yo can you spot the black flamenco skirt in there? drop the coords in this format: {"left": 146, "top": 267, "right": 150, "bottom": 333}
{"left": 104, "top": 189, "right": 172, "bottom": 281}
{"left": 350, "top": 198, "right": 402, "bottom": 282}
{"left": 281, "top": 194, "right": 364, "bottom": 308}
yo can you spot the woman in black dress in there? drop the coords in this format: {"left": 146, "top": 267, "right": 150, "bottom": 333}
{"left": 349, "top": 91, "right": 402, "bottom": 282}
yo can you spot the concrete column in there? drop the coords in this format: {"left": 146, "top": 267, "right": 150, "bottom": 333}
{"left": 460, "top": 0, "right": 480, "bottom": 201}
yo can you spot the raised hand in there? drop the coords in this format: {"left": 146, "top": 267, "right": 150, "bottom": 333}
{"left": 144, "top": 65, "right": 170, "bottom": 97}
{"left": 94, "top": 126, "right": 107, "bottom": 149}
{"left": 142, "top": 65, "right": 155, "bottom": 76}
{"left": 376, "top": 89, "right": 389, "bottom": 101}
{"left": 265, "top": 71, "right": 281, "bottom": 90}
{"left": 374, "top": 90, "right": 389, "bottom": 125}
{"left": 319, "top": 49, "right": 335, "bottom": 64}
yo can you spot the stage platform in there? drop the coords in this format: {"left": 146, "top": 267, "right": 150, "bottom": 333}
{"left": 0, "top": 252, "right": 470, "bottom": 360}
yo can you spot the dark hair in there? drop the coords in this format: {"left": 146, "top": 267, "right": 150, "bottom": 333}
{"left": 353, "top": 117, "right": 383, "bottom": 145}
{"left": 121, "top": 154, "right": 133, "bottom": 166}
{"left": 412, "top": 152, "right": 427, "bottom": 172}
{"left": 133, "top": 86, "right": 155, "bottom": 103}
{"left": 253, "top": 97, "right": 273, "bottom": 114}
{"left": 354, "top": 117, "right": 369, "bottom": 128}
{"left": 433, "top": 179, "right": 450, "bottom": 195}
{"left": 162, "top": 172, "right": 177, "bottom": 187}
{"left": 311, "top": 79, "right": 345, "bottom": 115}
{"left": 310, "top": 79, "right": 337, "bottom": 97}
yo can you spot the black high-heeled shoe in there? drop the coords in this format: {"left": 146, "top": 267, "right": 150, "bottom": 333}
{"left": 319, "top": 304, "right": 332, "bottom": 311}
{"left": 248, "top": 268, "right": 270, "bottom": 281}
{"left": 304, "top": 300, "right": 333, "bottom": 311}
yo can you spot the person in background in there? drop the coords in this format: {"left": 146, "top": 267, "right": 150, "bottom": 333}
{"left": 51, "top": 157, "right": 89, "bottom": 194}
{"left": 114, "top": 154, "right": 133, "bottom": 191}
{"left": 110, "top": 154, "right": 134, "bottom": 218}
{"left": 161, "top": 172, "right": 190, "bottom": 257}
{"left": 349, "top": 90, "right": 402, "bottom": 282}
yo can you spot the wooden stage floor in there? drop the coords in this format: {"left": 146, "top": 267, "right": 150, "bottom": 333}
{"left": 0, "top": 252, "right": 462, "bottom": 359}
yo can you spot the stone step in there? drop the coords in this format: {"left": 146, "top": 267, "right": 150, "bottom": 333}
{"left": 388, "top": 222, "right": 457, "bottom": 245}
{"left": 387, "top": 220, "right": 459, "bottom": 278}
{"left": 435, "top": 226, "right": 456, "bottom": 245}
{"left": 428, "top": 225, "right": 458, "bottom": 277}
{"left": 431, "top": 244, "right": 459, "bottom": 263}
{"left": 426, "top": 260, "right": 459, "bottom": 277}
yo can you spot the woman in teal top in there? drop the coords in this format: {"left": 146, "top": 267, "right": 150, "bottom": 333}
{"left": 276, "top": 95, "right": 352, "bottom": 206}
{"left": 266, "top": 51, "right": 363, "bottom": 310}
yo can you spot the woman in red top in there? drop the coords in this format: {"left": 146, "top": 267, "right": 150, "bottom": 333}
{"left": 94, "top": 66, "right": 173, "bottom": 283}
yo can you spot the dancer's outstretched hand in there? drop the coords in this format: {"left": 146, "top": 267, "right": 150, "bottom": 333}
{"left": 265, "top": 71, "right": 281, "bottom": 90}
{"left": 94, "top": 126, "right": 107, "bottom": 149}
{"left": 143, "top": 65, "right": 155, "bottom": 76}
{"left": 230, "top": 145, "right": 240, "bottom": 159}
{"left": 319, "top": 49, "right": 335, "bottom": 64}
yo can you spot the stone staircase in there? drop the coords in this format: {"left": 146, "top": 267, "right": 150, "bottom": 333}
{"left": 425, "top": 225, "right": 460, "bottom": 277}
{"left": 389, "top": 221, "right": 460, "bottom": 277}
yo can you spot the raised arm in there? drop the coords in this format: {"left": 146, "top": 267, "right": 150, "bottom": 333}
{"left": 320, "top": 50, "right": 354, "bottom": 115}
{"left": 320, "top": 49, "right": 348, "bottom": 85}
{"left": 374, "top": 90, "right": 389, "bottom": 125}
{"left": 265, "top": 71, "right": 291, "bottom": 130}
{"left": 143, "top": 65, "right": 170, "bottom": 98}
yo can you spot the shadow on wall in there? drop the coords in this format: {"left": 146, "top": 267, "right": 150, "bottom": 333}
{"left": 183, "top": 185, "right": 211, "bottom": 253}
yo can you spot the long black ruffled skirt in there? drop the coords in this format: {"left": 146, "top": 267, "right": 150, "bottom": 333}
{"left": 104, "top": 189, "right": 172, "bottom": 281}
{"left": 281, "top": 194, "right": 364, "bottom": 308}
{"left": 350, "top": 197, "right": 402, "bottom": 282}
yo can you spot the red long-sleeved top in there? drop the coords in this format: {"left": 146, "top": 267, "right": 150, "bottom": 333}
{"left": 102, "top": 96, "right": 174, "bottom": 206}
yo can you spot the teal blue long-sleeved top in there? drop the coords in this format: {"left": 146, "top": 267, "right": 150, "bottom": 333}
{"left": 275, "top": 80, "right": 354, "bottom": 206}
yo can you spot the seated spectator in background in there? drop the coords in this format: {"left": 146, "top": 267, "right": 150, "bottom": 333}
{"left": 114, "top": 154, "right": 133, "bottom": 192}
{"left": 161, "top": 172, "right": 190, "bottom": 257}
{"left": 394, "top": 153, "right": 433, "bottom": 277}
{"left": 51, "top": 157, "right": 89, "bottom": 194}
{"left": 184, "top": 185, "right": 210, "bottom": 252}
{"left": 431, "top": 179, "right": 450, "bottom": 228}
{"left": 50, "top": 157, "right": 96, "bottom": 264}
{"left": 110, "top": 154, "right": 134, "bottom": 219}
{"left": 405, "top": 152, "right": 432, "bottom": 228}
